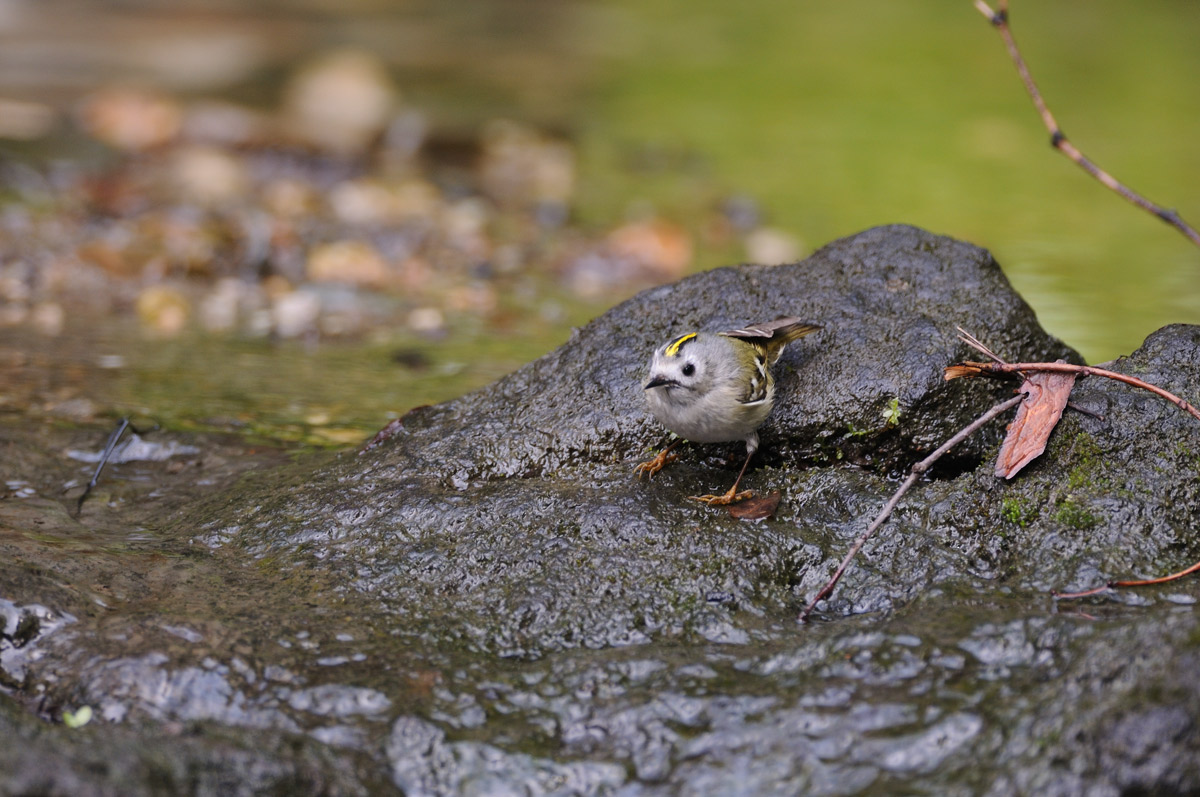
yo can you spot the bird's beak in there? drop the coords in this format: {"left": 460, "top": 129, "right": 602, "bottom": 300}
{"left": 644, "top": 374, "right": 676, "bottom": 390}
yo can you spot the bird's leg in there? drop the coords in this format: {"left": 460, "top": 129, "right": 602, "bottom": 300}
{"left": 635, "top": 440, "right": 680, "bottom": 479}
{"left": 689, "top": 449, "right": 755, "bottom": 505}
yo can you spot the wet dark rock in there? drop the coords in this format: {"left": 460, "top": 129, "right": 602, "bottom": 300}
{"left": 378, "top": 223, "right": 1078, "bottom": 485}
{"left": 0, "top": 691, "right": 390, "bottom": 797}
{"left": 3, "top": 225, "right": 1200, "bottom": 795}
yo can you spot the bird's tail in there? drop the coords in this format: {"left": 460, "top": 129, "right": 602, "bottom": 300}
{"left": 723, "top": 317, "right": 821, "bottom": 364}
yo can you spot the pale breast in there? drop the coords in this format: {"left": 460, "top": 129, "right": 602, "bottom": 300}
{"left": 646, "top": 379, "right": 774, "bottom": 444}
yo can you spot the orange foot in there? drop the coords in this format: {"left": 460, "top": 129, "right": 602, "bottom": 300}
{"left": 688, "top": 487, "right": 754, "bottom": 506}
{"left": 634, "top": 448, "right": 678, "bottom": 479}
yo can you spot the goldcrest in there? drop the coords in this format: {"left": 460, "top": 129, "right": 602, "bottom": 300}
{"left": 636, "top": 317, "right": 821, "bottom": 504}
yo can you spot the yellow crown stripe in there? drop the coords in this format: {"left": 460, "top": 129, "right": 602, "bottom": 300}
{"left": 665, "top": 332, "right": 697, "bottom": 357}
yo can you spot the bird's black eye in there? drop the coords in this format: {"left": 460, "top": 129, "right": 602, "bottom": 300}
{"left": 681, "top": 362, "right": 696, "bottom": 377}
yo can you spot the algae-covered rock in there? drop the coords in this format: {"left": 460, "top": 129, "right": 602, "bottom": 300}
{"left": 4, "top": 225, "right": 1200, "bottom": 795}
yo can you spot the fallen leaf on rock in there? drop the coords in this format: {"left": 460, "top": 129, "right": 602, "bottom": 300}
{"left": 728, "top": 491, "right": 781, "bottom": 521}
{"left": 996, "top": 363, "right": 1076, "bottom": 479}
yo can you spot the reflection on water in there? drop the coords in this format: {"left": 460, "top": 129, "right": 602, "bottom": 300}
{"left": 0, "top": 318, "right": 587, "bottom": 447}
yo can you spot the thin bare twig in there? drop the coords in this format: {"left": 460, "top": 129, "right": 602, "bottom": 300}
{"left": 951, "top": 338, "right": 1200, "bottom": 600}
{"left": 946, "top": 360, "right": 1200, "bottom": 422}
{"left": 1055, "top": 558, "right": 1200, "bottom": 600}
{"left": 76, "top": 418, "right": 130, "bottom": 516}
{"left": 799, "top": 394, "right": 1025, "bottom": 622}
{"left": 974, "top": 0, "right": 1200, "bottom": 248}
{"left": 956, "top": 326, "right": 1006, "bottom": 366}
{"left": 1051, "top": 584, "right": 1112, "bottom": 600}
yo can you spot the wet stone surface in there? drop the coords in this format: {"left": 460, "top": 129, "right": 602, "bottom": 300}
{"left": 3, "top": 225, "right": 1200, "bottom": 795}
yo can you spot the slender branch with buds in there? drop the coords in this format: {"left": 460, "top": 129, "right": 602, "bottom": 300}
{"left": 973, "top": 0, "right": 1200, "bottom": 248}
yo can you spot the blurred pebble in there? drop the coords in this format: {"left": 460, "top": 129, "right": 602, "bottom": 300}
{"left": 78, "top": 87, "right": 182, "bottom": 151}
{"left": 607, "top": 219, "right": 691, "bottom": 281}
{"left": 397, "top": 256, "right": 433, "bottom": 295}
{"left": 312, "top": 284, "right": 368, "bottom": 337}
{"left": 182, "top": 100, "right": 268, "bottom": 147}
{"left": 491, "top": 244, "right": 524, "bottom": 276}
{"left": 479, "top": 119, "right": 575, "bottom": 209}
{"left": 281, "top": 50, "right": 397, "bottom": 156}
{"left": 271, "top": 289, "right": 321, "bottom": 338}
{"left": 446, "top": 282, "right": 497, "bottom": 315}
{"left": 0, "top": 98, "right": 57, "bottom": 140}
{"left": 306, "top": 241, "right": 390, "bottom": 287}
{"left": 561, "top": 218, "right": 692, "bottom": 299}
{"left": 262, "top": 179, "right": 317, "bottom": 218}
{"left": 533, "top": 199, "right": 569, "bottom": 230}
{"left": 392, "top": 179, "right": 441, "bottom": 218}
{"left": 46, "top": 397, "right": 97, "bottom": 422}
{"left": 152, "top": 212, "right": 218, "bottom": 274}
{"left": 0, "top": 264, "right": 31, "bottom": 302}
{"left": 407, "top": 306, "right": 444, "bottom": 334}
{"left": 312, "top": 427, "right": 368, "bottom": 445}
{"left": 246, "top": 308, "right": 273, "bottom": 338}
{"left": 744, "top": 227, "right": 802, "bottom": 265}
{"left": 380, "top": 110, "right": 428, "bottom": 167}
{"left": 169, "top": 145, "right": 248, "bottom": 206}
{"left": 442, "top": 197, "right": 488, "bottom": 240}
{"left": 136, "top": 285, "right": 190, "bottom": 335}
{"left": 440, "top": 198, "right": 491, "bottom": 262}
{"left": 0, "top": 61, "right": 774, "bottom": 351}
{"left": 721, "top": 195, "right": 761, "bottom": 233}
{"left": 261, "top": 274, "right": 294, "bottom": 301}
{"left": 77, "top": 240, "right": 136, "bottom": 277}
{"left": 539, "top": 300, "right": 566, "bottom": 324}
{"left": 199, "top": 277, "right": 247, "bottom": 332}
{"left": 329, "top": 179, "right": 396, "bottom": 226}
{"left": 0, "top": 304, "right": 27, "bottom": 326}
{"left": 30, "top": 303, "right": 64, "bottom": 336}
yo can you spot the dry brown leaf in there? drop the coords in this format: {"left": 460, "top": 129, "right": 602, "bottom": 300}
{"left": 728, "top": 491, "right": 781, "bottom": 521}
{"left": 943, "top": 362, "right": 988, "bottom": 381}
{"left": 995, "top": 363, "right": 1076, "bottom": 479}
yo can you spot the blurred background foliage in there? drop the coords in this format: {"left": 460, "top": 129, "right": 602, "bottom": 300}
{"left": 578, "top": 0, "right": 1200, "bottom": 360}
{"left": 1, "top": 0, "right": 1198, "bottom": 443}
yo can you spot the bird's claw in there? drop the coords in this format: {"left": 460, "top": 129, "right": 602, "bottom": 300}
{"left": 634, "top": 449, "right": 678, "bottom": 479}
{"left": 688, "top": 488, "right": 754, "bottom": 506}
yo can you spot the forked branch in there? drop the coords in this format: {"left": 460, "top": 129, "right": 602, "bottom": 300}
{"left": 804, "top": 328, "right": 1200, "bottom": 622}
{"left": 946, "top": 360, "right": 1200, "bottom": 421}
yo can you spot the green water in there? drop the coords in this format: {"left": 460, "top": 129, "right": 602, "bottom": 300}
{"left": 575, "top": 0, "right": 1200, "bottom": 363}
{"left": 2, "top": 307, "right": 597, "bottom": 448}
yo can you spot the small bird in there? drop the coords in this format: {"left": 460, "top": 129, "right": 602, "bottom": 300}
{"left": 636, "top": 317, "right": 821, "bottom": 505}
